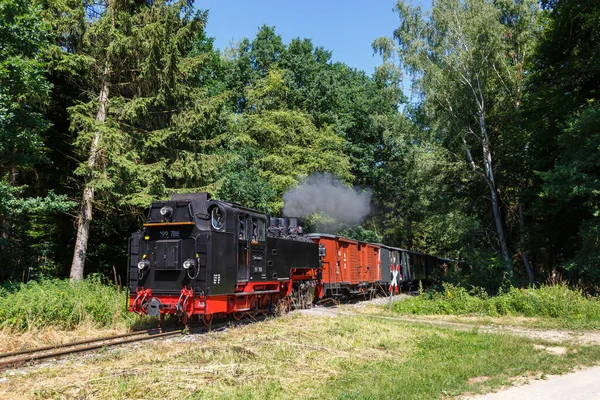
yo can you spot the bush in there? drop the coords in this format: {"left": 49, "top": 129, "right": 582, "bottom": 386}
{"left": 0, "top": 276, "right": 136, "bottom": 331}
{"left": 393, "top": 283, "right": 491, "bottom": 315}
{"left": 392, "top": 284, "right": 600, "bottom": 324}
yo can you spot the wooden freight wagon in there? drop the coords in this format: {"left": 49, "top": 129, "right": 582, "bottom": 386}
{"left": 309, "top": 234, "right": 385, "bottom": 299}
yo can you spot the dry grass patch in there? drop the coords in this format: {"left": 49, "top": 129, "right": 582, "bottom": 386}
{"left": 0, "top": 313, "right": 415, "bottom": 399}
{"left": 533, "top": 344, "right": 568, "bottom": 355}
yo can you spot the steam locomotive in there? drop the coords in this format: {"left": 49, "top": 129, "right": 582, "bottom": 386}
{"left": 128, "top": 193, "right": 450, "bottom": 324}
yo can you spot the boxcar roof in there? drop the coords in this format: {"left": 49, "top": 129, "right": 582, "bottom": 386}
{"left": 306, "top": 233, "right": 336, "bottom": 239}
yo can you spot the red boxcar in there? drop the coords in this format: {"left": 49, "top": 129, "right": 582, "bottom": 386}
{"left": 309, "top": 234, "right": 386, "bottom": 299}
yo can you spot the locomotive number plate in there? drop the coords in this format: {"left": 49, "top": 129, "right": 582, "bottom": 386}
{"left": 159, "top": 230, "right": 181, "bottom": 238}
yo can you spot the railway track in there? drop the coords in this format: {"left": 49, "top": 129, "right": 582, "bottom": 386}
{"left": 0, "top": 316, "right": 266, "bottom": 372}
{"left": 0, "top": 328, "right": 183, "bottom": 371}
{"left": 0, "top": 297, "right": 399, "bottom": 372}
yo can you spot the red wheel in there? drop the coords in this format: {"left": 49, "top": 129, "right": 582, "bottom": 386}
{"left": 247, "top": 297, "right": 258, "bottom": 318}
{"left": 203, "top": 313, "right": 213, "bottom": 326}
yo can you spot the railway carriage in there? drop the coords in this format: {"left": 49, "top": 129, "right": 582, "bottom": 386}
{"left": 308, "top": 234, "right": 388, "bottom": 298}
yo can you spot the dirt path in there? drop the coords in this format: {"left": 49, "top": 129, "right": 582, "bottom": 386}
{"left": 468, "top": 365, "right": 600, "bottom": 399}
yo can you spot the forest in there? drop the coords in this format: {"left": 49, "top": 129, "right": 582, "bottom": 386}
{"left": 0, "top": 0, "right": 598, "bottom": 293}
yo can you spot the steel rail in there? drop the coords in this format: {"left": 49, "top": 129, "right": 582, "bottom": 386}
{"left": 0, "top": 314, "right": 269, "bottom": 371}
{"left": 0, "top": 329, "right": 163, "bottom": 359}
{"left": 0, "top": 329, "right": 181, "bottom": 371}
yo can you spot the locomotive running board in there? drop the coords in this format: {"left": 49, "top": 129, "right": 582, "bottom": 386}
{"left": 233, "top": 289, "right": 280, "bottom": 296}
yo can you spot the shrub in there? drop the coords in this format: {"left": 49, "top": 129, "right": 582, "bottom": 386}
{"left": 393, "top": 283, "right": 490, "bottom": 315}
{"left": 0, "top": 276, "right": 136, "bottom": 331}
{"left": 392, "top": 284, "right": 600, "bottom": 324}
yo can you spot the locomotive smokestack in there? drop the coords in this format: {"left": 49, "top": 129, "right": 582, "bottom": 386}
{"left": 282, "top": 173, "right": 371, "bottom": 232}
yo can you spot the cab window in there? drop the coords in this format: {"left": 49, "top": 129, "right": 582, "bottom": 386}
{"left": 249, "top": 218, "right": 256, "bottom": 243}
{"left": 238, "top": 216, "right": 246, "bottom": 240}
{"left": 257, "top": 219, "right": 266, "bottom": 242}
{"left": 211, "top": 207, "right": 224, "bottom": 230}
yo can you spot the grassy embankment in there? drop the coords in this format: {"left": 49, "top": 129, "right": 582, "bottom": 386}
{"left": 389, "top": 284, "right": 600, "bottom": 330}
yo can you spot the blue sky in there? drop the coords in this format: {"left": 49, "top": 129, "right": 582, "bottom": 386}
{"left": 195, "top": 0, "right": 422, "bottom": 75}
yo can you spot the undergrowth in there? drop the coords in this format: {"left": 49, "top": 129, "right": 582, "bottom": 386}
{"left": 392, "top": 283, "right": 600, "bottom": 326}
{"left": 0, "top": 276, "right": 135, "bottom": 331}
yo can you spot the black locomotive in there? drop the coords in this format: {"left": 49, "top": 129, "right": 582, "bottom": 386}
{"left": 128, "top": 193, "right": 319, "bottom": 324}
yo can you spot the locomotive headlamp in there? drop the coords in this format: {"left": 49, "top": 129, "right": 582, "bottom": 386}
{"left": 137, "top": 260, "right": 150, "bottom": 270}
{"left": 183, "top": 259, "right": 196, "bottom": 270}
{"left": 160, "top": 206, "right": 173, "bottom": 219}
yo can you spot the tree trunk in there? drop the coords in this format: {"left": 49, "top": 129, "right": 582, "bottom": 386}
{"left": 518, "top": 187, "right": 535, "bottom": 284}
{"left": 1, "top": 160, "right": 17, "bottom": 241}
{"left": 5, "top": 161, "right": 17, "bottom": 278}
{"left": 479, "top": 113, "right": 512, "bottom": 274}
{"left": 70, "top": 65, "right": 110, "bottom": 281}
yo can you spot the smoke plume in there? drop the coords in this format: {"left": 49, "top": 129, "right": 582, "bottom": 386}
{"left": 282, "top": 173, "right": 371, "bottom": 232}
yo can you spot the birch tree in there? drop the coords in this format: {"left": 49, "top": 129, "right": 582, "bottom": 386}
{"left": 374, "top": 0, "right": 538, "bottom": 274}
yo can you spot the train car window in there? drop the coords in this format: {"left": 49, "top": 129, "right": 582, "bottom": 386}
{"left": 238, "top": 216, "right": 246, "bottom": 240}
{"left": 257, "top": 219, "right": 266, "bottom": 242}
{"left": 211, "top": 207, "right": 224, "bottom": 230}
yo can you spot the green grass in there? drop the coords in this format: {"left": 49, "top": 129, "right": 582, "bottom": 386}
{"left": 182, "top": 317, "right": 600, "bottom": 400}
{"left": 391, "top": 284, "right": 600, "bottom": 329}
{"left": 0, "top": 276, "right": 136, "bottom": 331}
{"left": 328, "top": 327, "right": 599, "bottom": 399}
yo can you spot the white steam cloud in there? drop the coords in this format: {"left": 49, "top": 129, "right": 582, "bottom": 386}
{"left": 282, "top": 173, "right": 371, "bottom": 232}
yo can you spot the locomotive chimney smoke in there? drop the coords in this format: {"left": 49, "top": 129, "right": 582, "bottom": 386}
{"left": 282, "top": 173, "right": 371, "bottom": 232}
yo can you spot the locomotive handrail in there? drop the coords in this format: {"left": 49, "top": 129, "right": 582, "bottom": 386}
{"left": 233, "top": 289, "right": 280, "bottom": 296}
{"left": 143, "top": 222, "right": 195, "bottom": 227}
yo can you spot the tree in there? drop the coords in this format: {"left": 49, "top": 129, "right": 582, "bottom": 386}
{"left": 374, "top": 0, "right": 539, "bottom": 276}
{"left": 0, "top": 0, "right": 74, "bottom": 280}
{"left": 68, "top": 0, "right": 224, "bottom": 280}
{"left": 538, "top": 103, "right": 600, "bottom": 284}
{"left": 0, "top": 0, "right": 51, "bottom": 205}
{"left": 233, "top": 68, "right": 352, "bottom": 211}
{"left": 223, "top": 27, "right": 404, "bottom": 212}
{"left": 524, "top": 0, "right": 600, "bottom": 283}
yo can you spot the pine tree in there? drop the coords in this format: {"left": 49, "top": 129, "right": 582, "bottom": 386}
{"left": 69, "top": 0, "right": 226, "bottom": 280}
